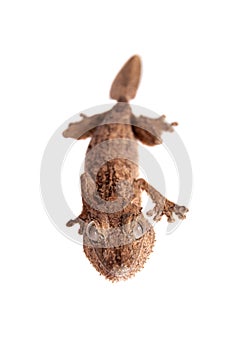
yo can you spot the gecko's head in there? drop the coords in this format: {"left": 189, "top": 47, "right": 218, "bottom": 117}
{"left": 78, "top": 211, "right": 155, "bottom": 281}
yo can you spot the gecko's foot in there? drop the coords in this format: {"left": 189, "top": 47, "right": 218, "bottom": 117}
{"left": 147, "top": 200, "right": 189, "bottom": 223}
{"left": 131, "top": 114, "right": 178, "bottom": 146}
{"left": 80, "top": 113, "right": 88, "bottom": 119}
{"left": 172, "top": 203, "right": 189, "bottom": 220}
{"left": 147, "top": 206, "right": 164, "bottom": 222}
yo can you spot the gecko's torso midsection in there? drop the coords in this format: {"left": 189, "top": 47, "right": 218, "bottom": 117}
{"left": 84, "top": 104, "right": 139, "bottom": 202}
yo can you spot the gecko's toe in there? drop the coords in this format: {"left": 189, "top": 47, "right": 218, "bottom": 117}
{"left": 173, "top": 205, "right": 189, "bottom": 220}
{"left": 66, "top": 218, "right": 80, "bottom": 227}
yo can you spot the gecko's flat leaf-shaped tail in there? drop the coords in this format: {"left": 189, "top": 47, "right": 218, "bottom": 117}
{"left": 110, "top": 55, "right": 141, "bottom": 102}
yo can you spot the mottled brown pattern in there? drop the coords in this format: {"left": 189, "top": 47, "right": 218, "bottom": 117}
{"left": 63, "top": 55, "right": 188, "bottom": 281}
{"left": 83, "top": 228, "right": 155, "bottom": 282}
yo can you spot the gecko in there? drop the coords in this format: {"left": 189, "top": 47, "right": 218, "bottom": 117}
{"left": 63, "top": 55, "right": 188, "bottom": 281}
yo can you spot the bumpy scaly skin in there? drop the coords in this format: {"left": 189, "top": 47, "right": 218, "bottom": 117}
{"left": 63, "top": 56, "right": 188, "bottom": 281}
{"left": 64, "top": 102, "right": 188, "bottom": 281}
{"left": 84, "top": 228, "right": 155, "bottom": 282}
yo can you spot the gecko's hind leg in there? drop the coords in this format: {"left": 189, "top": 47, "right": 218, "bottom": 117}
{"left": 63, "top": 111, "right": 108, "bottom": 140}
{"left": 135, "top": 179, "right": 188, "bottom": 223}
{"left": 131, "top": 114, "right": 177, "bottom": 146}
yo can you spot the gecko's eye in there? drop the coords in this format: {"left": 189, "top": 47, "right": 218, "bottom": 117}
{"left": 133, "top": 221, "right": 144, "bottom": 239}
{"left": 86, "top": 221, "right": 100, "bottom": 242}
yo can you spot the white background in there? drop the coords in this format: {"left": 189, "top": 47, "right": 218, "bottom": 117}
{"left": 0, "top": 1, "right": 232, "bottom": 349}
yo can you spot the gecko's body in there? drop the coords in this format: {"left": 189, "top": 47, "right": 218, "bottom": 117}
{"left": 63, "top": 56, "right": 188, "bottom": 281}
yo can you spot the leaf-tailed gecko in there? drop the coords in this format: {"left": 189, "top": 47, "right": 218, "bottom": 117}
{"left": 63, "top": 55, "right": 188, "bottom": 281}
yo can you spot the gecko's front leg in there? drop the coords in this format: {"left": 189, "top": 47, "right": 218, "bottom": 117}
{"left": 135, "top": 179, "right": 188, "bottom": 223}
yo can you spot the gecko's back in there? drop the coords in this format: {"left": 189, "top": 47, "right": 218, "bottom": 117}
{"left": 84, "top": 102, "right": 139, "bottom": 203}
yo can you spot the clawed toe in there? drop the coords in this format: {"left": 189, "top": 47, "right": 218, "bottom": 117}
{"left": 173, "top": 205, "right": 189, "bottom": 220}
{"left": 146, "top": 202, "right": 188, "bottom": 223}
{"left": 66, "top": 218, "right": 80, "bottom": 227}
{"left": 146, "top": 205, "right": 164, "bottom": 222}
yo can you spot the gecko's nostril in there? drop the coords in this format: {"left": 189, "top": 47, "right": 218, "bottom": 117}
{"left": 112, "top": 266, "right": 130, "bottom": 276}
